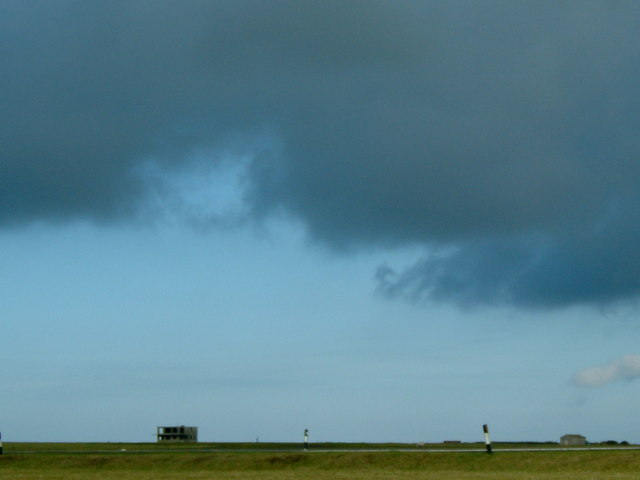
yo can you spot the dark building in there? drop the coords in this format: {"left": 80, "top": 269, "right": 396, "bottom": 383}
{"left": 157, "top": 426, "right": 198, "bottom": 442}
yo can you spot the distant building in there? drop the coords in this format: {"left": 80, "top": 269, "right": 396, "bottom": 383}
{"left": 157, "top": 426, "right": 198, "bottom": 442}
{"left": 560, "top": 434, "right": 586, "bottom": 446}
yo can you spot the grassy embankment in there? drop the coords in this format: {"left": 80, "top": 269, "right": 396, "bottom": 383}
{"left": 2, "top": 442, "right": 639, "bottom": 480}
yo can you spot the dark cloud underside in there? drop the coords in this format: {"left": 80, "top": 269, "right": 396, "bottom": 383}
{"left": 3, "top": 0, "right": 640, "bottom": 308}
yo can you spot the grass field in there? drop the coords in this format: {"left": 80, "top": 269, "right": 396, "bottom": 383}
{"left": 2, "top": 443, "right": 640, "bottom": 479}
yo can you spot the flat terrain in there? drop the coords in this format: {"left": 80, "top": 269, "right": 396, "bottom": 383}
{"left": 2, "top": 443, "right": 640, "bottom": 479}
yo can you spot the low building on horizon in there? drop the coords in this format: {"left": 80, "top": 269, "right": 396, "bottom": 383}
{"left": 157, "top": 426, "right": 198, "bottom": 442}
{"left": 560, "top": 434, "right": 586, "bottom": 446}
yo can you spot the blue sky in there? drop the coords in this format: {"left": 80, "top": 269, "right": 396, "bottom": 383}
{"left": 3, "top": 221, "right": 640, "bottom": 443}
{"left": 3, "top": 1, "right": 640, "bottom": 444}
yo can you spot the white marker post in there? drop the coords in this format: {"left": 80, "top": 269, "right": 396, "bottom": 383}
{"left": 304, "top": 429, "right": 309, "bottom": 451}
{"left": 483, "top": 424, "right": 492, "bottom": 454}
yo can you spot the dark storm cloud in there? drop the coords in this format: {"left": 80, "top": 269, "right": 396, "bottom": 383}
{"left": 3, "top": 1, "right": 640, "bottom": 308}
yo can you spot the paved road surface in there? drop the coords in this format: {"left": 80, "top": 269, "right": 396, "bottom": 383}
{"left": 9, "top": 446, "right": 640, "bottom": 454}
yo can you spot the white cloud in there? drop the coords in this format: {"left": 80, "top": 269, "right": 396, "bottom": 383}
{"left": 573, "top": 355, "right": 640, "bottom": 387}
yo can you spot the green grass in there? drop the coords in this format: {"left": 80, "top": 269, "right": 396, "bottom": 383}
{"left": 5, "top": 441, "right": 463, "bottom": 452}
{"left": 1, "top": 441, "right": 601, "bottom": 452}
{"left": 2, "top": 443, "right": 640, "bottom": 479}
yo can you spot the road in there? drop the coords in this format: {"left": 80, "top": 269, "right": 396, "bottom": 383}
{"left": 9, "top": 446, "right": 640, "bottom": 454}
